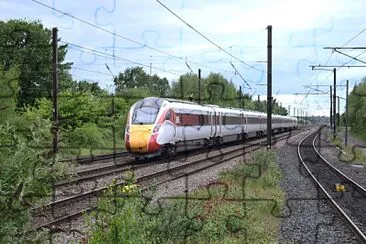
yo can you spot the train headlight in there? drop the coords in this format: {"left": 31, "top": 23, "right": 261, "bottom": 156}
{"left": 153, "top": 124, "right": 161, "bottom": 133}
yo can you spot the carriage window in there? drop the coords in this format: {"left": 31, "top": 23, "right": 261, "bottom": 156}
{"left": 199, "top": 115, "right": 204, "bottom": 125}
{"left": 132, "top": 106, "right": 159, "bottom": 124}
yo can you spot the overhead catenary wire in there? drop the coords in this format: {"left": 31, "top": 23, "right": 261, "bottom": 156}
{"left": 71, "top": 67, "right": 114, "bottom": 77}
{"left": 30, "top": 0, "right": 235, "bottom": 75}
{"left": 61, "top": 40, "right": 181, "bottom": 76}
{"left": 341, "top": 26, "right": 366, "bottom": 48}
{"left": 332, "top": 49, "right": 366, "bottom": 65}
{"left": 323, "top": 49, "right": 366, "bottom": 81}
{"left": 229, "top": 61, "right": 251, "bottom": 89}
{"left": 301, "top": 26, "right": 366, "bottom": 104}
{"left": 153, "top": 0, "right": 264, "bottom": 73}
{"left": 321, "top": 26, "right": 366, "bottom": 79}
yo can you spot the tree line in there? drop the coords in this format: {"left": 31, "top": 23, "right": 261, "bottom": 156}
{"left": 343, "top": 78, "right": 366, "bottom": 141}
{"left": 114, "top": 67, "right": 288, "bottom": 115}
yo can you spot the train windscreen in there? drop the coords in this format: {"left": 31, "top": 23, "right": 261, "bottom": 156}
{"left": 131, "top": 97, "right": 163, "bottom": 124}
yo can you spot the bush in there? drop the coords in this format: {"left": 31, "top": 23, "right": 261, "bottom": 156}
{"left": 85, "top": 173, "right": 151, "bottom": 243}
{"left": 66, "top": 123, "right": 105, "bottom": 149}
{"left": 86, "top": 149, "right": 284, "bottom": 243}
{"left": 0, "top": 117, "right": 68, "bottom": 242}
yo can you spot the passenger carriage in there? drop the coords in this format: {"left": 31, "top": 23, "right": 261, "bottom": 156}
{"left": 125, "top": 97, "right": 297, "bottom": 159}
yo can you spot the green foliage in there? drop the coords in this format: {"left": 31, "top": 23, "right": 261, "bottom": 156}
{"left": 0, "top": 66, "right": 20, "bottom": 124}
{"left": 22, "top": 92, "right": 129, "bottom": 156}
{"left": 0, "top": 118, "right": 68, "bottom": 242}
{"left": 171, "top": 72, "right": 288, "bottom": 115}
{"left": 348, "top": 78, "right": 366, "bottom": 138}
{"left": 85, "top": 173, "right": 149, "bottom": 243}
{"left": 171, "top": 73, "right": 200, "bottom": 100}
{"left": 86, "top": 149, "right": 284, "bottom": 243}
{"left": 330, "top": 135, "right": 366, "bottom": 164}
{"left": 222, "top": 149, "right": 278, "bottom": 185}
{"left": 206, "top": 73, "right": 237, "bottom": 107}
{"left": 66, "top": 123, "right": 104, "bottom": 148}
{"left": 114, "top": 66, "right": 171, "bottom": 97}
{"left": 0, "top": 19, "right": 70, "bottom": 107}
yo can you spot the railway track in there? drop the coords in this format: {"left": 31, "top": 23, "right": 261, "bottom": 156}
{"left": 61, "top": 151, "right": 129, "bottom": 165}
{"left": 33, "top": 129, "right": 303, "bottom": 230}
{"left": 298, "top": 127, "right": 366, "bottom": 242}
{"left": 54, "top": 129, "right": 298, "bottom": 193}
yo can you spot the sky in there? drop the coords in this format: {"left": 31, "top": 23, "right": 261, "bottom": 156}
{"left": 1, "top": 0, "right": 366, "bottom": 116}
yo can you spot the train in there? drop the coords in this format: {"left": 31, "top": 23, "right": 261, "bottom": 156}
{"left": 125, "top": 97, "right": 297, "bottom": 159}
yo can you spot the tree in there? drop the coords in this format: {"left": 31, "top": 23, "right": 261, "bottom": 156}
{"left": 114, "top": 67, "right": 148, "bottom": 91}
{"left": 205, "top": 73, "right": 237, "bottom": 107}
{"left": 114, "top": 67, "right": 171, "bottom": 97}
{"left": 0, "top": 19, "right": 70, "bottom": 107}
{"left": 149, "top": 75, "right": 170, "bottom": 97}
{"left": 171, "top": 73, "right": 200, "bottom": 100}
{"left": 347, "top": 78, "right": 366, "bottom": 137}
{"left": 0, "top": 66, "right": 19, "bottom": 124}
{"left": 76, "top": 80, "right": 106, "bottom": 95}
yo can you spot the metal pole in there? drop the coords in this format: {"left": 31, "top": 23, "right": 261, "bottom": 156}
{"left": 239, "top": 86, "right": 242, "bottom": 109}
{"left": 198, "top": 68, "right": 201, "bottom": 105}
{"left": 288, "top": 105, "right": 291, "bottom": 116}
{"left": 345, "top": 80, "right": 349, "bottom": 146}
{"left": 266, "top": 25, "right": 272, "bottom": 149}
{"left": 257, "top": 94, "right": 260, "bottom": 111}
{"left": 333, "top": 68, "right": 336, "bottom": 139}
{"left": 330, "top": 86, "right": 332, "bottom": 129}
{"left": 180, "top": 77, "right": 184, "bottom": 99}
{"left": 52, "top": 27, "right": 58, "bottom": 155}
{"left": 337, "top": 96, "right": 340, "bottom": 129}
{"left": 301, "top": 109, "right": 303, "bottom": 125}
{"left": 150, "top": 55, "right": 152, "bottom": 76}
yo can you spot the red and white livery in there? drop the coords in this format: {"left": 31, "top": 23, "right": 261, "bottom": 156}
{"left": 125, "top": 97, "right": 297, "bottom": 159}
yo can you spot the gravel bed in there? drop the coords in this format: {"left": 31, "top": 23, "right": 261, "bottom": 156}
{"left": 35, "top": 137, "right": 266, "bottom": 239}
{"left": 317, "top": 127, "right": 366, "bottom": 189}
{"left": 72, "top": 156, "right": 132, "bottom": 174}
{"left": 41, "top": 130, "right": 302, "bottom": 243}
{"left": 277, "top": 127, "right": 360, "bottom": 243}
{"left": 45, "top": 213, "right": 88, "bottom": 244}
{"left": 42, "top": 142, "right": 260, "bottom": 243}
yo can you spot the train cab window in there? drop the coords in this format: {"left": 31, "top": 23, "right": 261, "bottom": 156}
{"left": 132, "top": 107, "right": 159, "bottom": 124}
{"left": 165, "top": 110, "right": 171, "bottom": 121}
{"left": 132, "top": 98, "right": 163, "bottom": 125}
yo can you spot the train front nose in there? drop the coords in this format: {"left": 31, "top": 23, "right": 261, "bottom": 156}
{"left": 126, "top": 125, "right": 152, "bottom": 153}
{"left": 126, "top": 125, "right": 160, "bottom": 154}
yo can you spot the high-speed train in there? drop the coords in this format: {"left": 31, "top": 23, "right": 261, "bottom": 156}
{"left": 125, "top": 97, "right": 297, "bottom": 159}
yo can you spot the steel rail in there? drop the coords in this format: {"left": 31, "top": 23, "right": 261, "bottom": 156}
{"left": 35, "top": 129, "right": 303, "bottom": 229}
{"left": 297, "top": 129, "right": 366, "bottom": 242}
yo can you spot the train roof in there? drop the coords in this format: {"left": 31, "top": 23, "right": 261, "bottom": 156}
{"left": 137, "top": 97, "right": 295, "bottom": 119}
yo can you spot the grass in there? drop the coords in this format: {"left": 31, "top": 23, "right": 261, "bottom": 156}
{"left": 59, "top": 127, "right": 126, "bottom": 157}
{"left": 330, "top": 135, "right": 366, "bottom": 165}
{"left": 351, "top": 130, "right": 366, "bottom": 144}
{"left": 176, "top": 151, "right": 284, "bottom": 243}
{"left": 86, "top": 149, "right": 285, "bottom": 243}
{"left": 79, "top": 136, "right": 125, "bottom": 156}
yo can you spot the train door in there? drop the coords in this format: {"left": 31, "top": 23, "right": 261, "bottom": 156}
{"left": 212, "top": 108, "right": 217, "bottom": 137}
{"left": 209, "top": 111, "right": 213, "bottom": 137}
{"left": 174, "top": 110, "right": 183, "bottom": 141}
{"left": 217, "top": 112, "right": 221, "bottom": 136}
